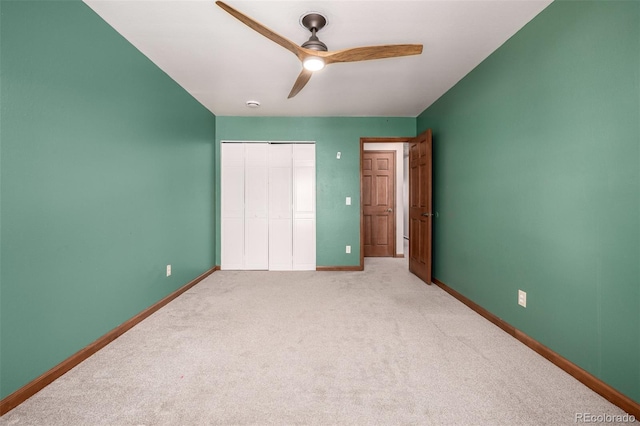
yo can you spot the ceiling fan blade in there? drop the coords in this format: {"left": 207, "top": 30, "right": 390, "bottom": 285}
{"left": 288, "top": 69, "right": 313, "bottom": 99}
{"left": 216, "top": 1, "right": 303, "bottom": 59}
{"left": 324, "top": 44, "right": 423, "bottom": 64}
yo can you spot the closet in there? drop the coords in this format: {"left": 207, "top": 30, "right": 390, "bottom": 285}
{"left": 221, "top": 142, "right": 316, "bottom": 271}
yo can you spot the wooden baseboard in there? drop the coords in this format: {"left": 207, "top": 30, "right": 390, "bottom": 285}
{"left": 0, "top": 266, "right": 219, "bottom": 416}
{"left": 316, "top": 265, "right": 364, "bottom": 271}
{"left": 432, "top": 278, "right": 640, "bottom": 418}
{"left": 432, "top": 278, "right": 515, "bottom": 336}
{"left": 394, "top": 254, "right": 405, "bottom": 258}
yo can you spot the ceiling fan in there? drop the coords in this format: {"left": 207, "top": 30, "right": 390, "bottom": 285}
{"left": 216, "top": 1, "right": 423, "bottom": 98}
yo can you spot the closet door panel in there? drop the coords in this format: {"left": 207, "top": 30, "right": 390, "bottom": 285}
{"left": 293, "top": 144, "right": 316, "bottom": 217}
{"left": 293, "top": 144, "right": 316, "bottom": 270}
{"left": 269, "top": 219, "right": 292, "bottom": 270}
{"left": 293, "top": 218, "right": 315, "bottom": 270}
{"left": 244, "top": 144, "right": 269, "bottom": 270}
{"left": 223, "top": 218, "right": 244, "bottom": 269}
{"left": 268, "top": 167, "right": 292, "bottom": 271}
{"left": 269, "top": 168, "right": 292, "bottom": 218}
{"left": 293, "top": 166, "right": 315, "bottom": 218}
{"left": 269, "top": 144, "right": 293, "bottom": 270}
{"left": 221, "top": 143, "right": 245, "bottom": 270}
{"left": 269, "top": 143, "right": 292, "bottom": 168}
{"left": 245, "top": 218, "right": 268, "bottom": 269}
{"left": 245, "top": 144, "right": 269, "bottom": 216}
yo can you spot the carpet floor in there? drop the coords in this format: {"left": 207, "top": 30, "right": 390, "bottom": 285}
{"left": 0, "top": 257, "right": 628, "bottom": 425}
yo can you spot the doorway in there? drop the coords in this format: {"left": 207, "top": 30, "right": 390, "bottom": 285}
{"left": 360, "top": 131, "right": 433, "bottom": 285}
{"left": 360, "top": 138, "right": 411, "bottom": 266}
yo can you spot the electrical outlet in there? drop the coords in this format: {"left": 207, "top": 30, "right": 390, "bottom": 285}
{"left": 166, "top": 264, "right": 172, "bottom": 277}
{"left": 518, "top": 290, "right": 527, "bottom": 308}
{"left": 346, "top": 245, "right": 351, "bottom": 254}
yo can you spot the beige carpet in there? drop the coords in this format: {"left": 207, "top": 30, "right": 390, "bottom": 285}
{"left": 1, "top": 257, "right": 628, "bottom": 425}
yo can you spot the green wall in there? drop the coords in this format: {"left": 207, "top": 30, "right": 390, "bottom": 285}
{"left": 418, "top": 1, "right": 639, "bottom": 403}
{"left": 215, "top": 117, "right": 415, "bottom": 266}
{"left": 0, "top": 1, "right": 216, "bottom": 399}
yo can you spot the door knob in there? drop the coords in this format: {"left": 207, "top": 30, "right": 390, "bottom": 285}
{"left": 387, "top": 208, "right": 393, "bottom": 212}
{"left": 421, "top": 212, "right": 432, "bottom": 217}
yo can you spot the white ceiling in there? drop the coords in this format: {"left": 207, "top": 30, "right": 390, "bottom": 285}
{"left": 83, "top": 0, "right": 552, "bottom": 117}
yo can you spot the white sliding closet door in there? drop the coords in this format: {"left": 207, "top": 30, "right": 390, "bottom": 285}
{"left": 269, "top": 144, "right": 293, "bottom": 271}
{"left": 244, "top": 144, "right": 269, "bottom": 269}
{"left": 293, "top": 144, "right": 316, "bottom": 270}
{"left": 221, "top": 143, "right": 245, "bottom": 270}
{"left": 221, "top": 142, "right": 315, "bottom": 271}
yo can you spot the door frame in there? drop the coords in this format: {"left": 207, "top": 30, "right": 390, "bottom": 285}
{"left": 359, "top": 137, "right": 412, "bottom": 269}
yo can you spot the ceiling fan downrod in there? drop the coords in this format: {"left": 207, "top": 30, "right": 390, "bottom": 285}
{"left": 302, "top": 29, "right": 327, "bottom": 52}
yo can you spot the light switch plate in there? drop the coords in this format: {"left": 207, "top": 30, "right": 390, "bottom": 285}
{"left": 518, "top": 290, "right": 526, "bottom": 307}
{"left": 346, "top": 197, "right": 351, "bottom": 205}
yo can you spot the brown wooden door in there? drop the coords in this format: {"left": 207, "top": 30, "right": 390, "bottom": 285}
{"left": 409, "top": 130, "right": 432, "bottom": 284}
{"left": 363, "top": 150, "right": 395, "bottom": 257}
